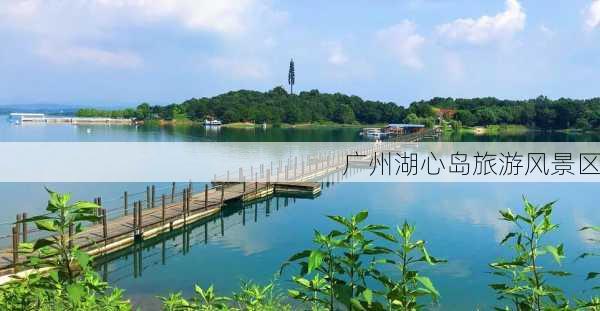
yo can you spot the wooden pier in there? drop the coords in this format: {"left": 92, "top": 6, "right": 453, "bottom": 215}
{"left": 0, "top": 128, "right": 439, "bottom": 279}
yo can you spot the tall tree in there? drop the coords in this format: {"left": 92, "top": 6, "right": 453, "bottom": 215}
{"left": 288, "top": 58, "right": 295, "bottom": 94}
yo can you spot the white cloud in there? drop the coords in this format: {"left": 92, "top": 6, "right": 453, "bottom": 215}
{"left": 325, "top": 41, "right": 349, "bottom": 65}
{"left": 0, "top": 0, "right": 284, "bottom": 68}
{"left": 376, "top": 21, "right": 426, "bottom": 69}
{"left": 208, "top": 57, "right": 269, "bottom": 79}
{"left": 585, "top": 0, "right": 600, "bottom": 30}
{"left": 0, "top": 0, "right": 278, "bottom": 36}
{"left": 437, "top": 0, "right": 526, "bottom": 44}
{"left": 37, "top": 43, "right": 142, "bottom": 69}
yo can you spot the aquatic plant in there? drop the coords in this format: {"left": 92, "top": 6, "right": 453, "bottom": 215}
{"left": 283, "top": 210, "right": 443, "bottom": 310}
{"left": 0, "top": 188, "right": 130, "bottom": 310}
{"left": 575, "top": 225, "right": 600, "bottom": 310}
{"left": 489, "top": 197, "right": 570, "bottom": 310}
{"left": 159, "top": 280, "right": 291, "bottom": 311}
{"left": 372, "top": 221, "right": 445, "bottom": 310}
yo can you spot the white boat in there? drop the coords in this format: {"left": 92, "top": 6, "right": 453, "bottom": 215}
{"left": 204, "top": 119, "right": 222, "bottom": 126}
{"left": 9, "top": 112, "right": 45, "bottom": 124}
{"left": 360, "top": 128, "right": 389, "bottom": 139}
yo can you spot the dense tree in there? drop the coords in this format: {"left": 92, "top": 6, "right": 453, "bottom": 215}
{"left": 76, "top": 91, "right": 600, "bottom": 129}
{"left": 410, "top": 95, "right": 600, "bottom": 129}
{"left": 92, "top": 88, "right": 407, "bottom": 125}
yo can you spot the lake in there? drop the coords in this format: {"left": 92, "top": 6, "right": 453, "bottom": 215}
{"left": 1, "top": 116, "right": 598, "bottom": 310}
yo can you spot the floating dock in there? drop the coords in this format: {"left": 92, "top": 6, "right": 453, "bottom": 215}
{"left": 9, "top": 113, "right": 134, "bottom": 125}
{"left": 0, "top": 129, "right": 438, "bottom": 279}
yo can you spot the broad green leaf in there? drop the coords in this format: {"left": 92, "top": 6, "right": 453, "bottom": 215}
{"left": 33, "top": 238, "right": 55, "bottom": 251}
{"left": 72, "top": 201, "right": 100, "bottom": 210}
{"left": 74, "top": 249, "right": 91, "bottom": 268}
{"left": 362, "top": 288, "right": 373, "bottom": 304}
{"left": 287, "top": 250, "right": 311, "bottom": 262}
{"left": 326, "top": 215, "right": 349, "bottom": 227}
{"left": 18, "top": 242, "right": 34, "bottom": 253}
{"left": 544, "top": 244, "right": 565, "bottom": 265}
{"left": 350, "top": 298, "right": 367, "bottom": 311}
{"left": 500, "top": 232, "right": 517, "bottom": 245}
{"left": 371, "top": 230, "right": 396, "bottom": 242}
{"left": 35, "top": 219, "right": 58, "bottom": 232}
{"left": 354, "top": 210, "right": 368, "bottom": 223}
{"left": 415, "top": 275, "right": 440, "bottom": 297}
{"left": 66, "top": 283, "right": 85, "bottom": 302}
{"left": 587, "top": 272, "right": 600, "bottom": 280}
{"left": 544, "top": 270, "right": 571, "bottom": 277}
{"left": 308, "top": 250, "right": 325, "bottom": 273}
{"left": 499, "top": 209, "right": 516, "bottom": 222}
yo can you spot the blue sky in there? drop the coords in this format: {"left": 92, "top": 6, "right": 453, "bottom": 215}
{"left": 0, "top": 0, "right": 599, "bottom": 107}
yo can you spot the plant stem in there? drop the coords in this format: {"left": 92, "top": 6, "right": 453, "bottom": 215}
{"left": 529, "top": 217, "right": 541, "bottom": 311}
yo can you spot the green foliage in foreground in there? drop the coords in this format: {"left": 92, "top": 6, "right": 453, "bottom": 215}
{"left": 0, "top": 188, "right": 130, "bottom": 310}
{"left": 160, "top": 280, "right": 291, "bottom": 311}
{"left": 491, "top": 198, "right": 570, "bottom": 310}
{"left": 2, "top": 189, "right": 600, "bottom": 311}
{"left": 282, "top": 211, "right": 443, "bottom": 310}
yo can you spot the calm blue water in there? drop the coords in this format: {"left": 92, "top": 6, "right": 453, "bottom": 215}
{"left": 1, "top": 116, "right": 599, "bottom": 310}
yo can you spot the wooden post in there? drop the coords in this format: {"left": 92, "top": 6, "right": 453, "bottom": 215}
{"left": 138, "top": 200, "right": 143, "bottom": 234}
{"left": 124, "top": 191, "right": 128, "bottom": 216}
{"left": 15, "top": 214, "right": 21, "bottom": 245}
{"left": 151, "top": 185, "right": 155, "bottom": 209}
{"left": 186, "top": 188, "right": 191, "bottom": 215}
{"left": 182, "top": 190, "right": 187, "bottom": 223}
{"left": 171, "top": 182, "right": 176, "bottom": 203}
{"left": 21, "top": 212, "right": 27, "bottom": 243}
{"left": 220, "top": 185, "right": 225, "bottom": 206}
{"left": 161, "top": 194, "right": 166, "bottom": 226}
{"left": 146, "top": 186, "right": 150, "bottom": 209}
{"left": 243, "top": 181, "right": 246, "bottom": 193}
{"left": 204, "top": 184, "right": 208, "bottom": 209}
{"left": 102, "top": 208, "right": 108, "bottom": 246}
{"left": 12, "top": 226, "right": 18, "bottom": 273}
{"left": 97, "top": 197, "right": 103, "bottom": 224}
{"left": 133, "top": 202, "right": 138, "bottom": 235}
{"left": 188, "top": 181, "right": 192, "bottom": 194}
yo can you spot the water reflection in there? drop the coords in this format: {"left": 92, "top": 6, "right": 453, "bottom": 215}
{"left": 94, "top": 194, "right": 313, "bottom": 287}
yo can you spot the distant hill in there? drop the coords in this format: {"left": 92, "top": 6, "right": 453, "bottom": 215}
{"left": 0, "top": 104, "right": 80, "bottom": 115}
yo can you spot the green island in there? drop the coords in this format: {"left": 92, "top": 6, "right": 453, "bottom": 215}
{"left": 76, "top": 89, "right": 600, "bottom": 132}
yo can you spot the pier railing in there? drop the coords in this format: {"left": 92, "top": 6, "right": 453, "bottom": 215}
{"left": 0, "top": 128, "right": 439, "bottom": 276}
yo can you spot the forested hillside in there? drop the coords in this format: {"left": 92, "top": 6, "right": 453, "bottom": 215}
{"left": 77, "top": 87, "right": 405, "bottom": 125}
